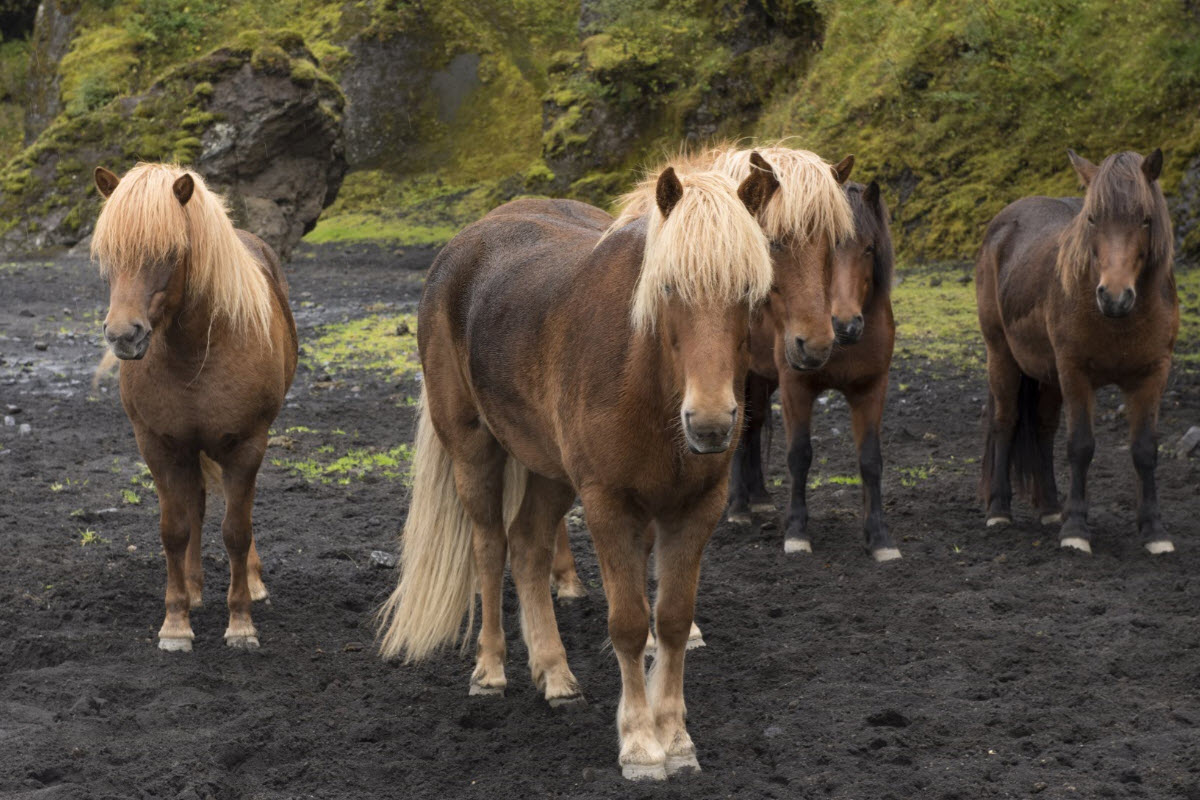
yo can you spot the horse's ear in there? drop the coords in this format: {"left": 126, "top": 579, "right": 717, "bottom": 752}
{"left": 738, "top": 151, "right": 781, "bottom": 217}
{"left": 656, "top": 167, "right": 683, "bottom": 219}
{"left": 831, "top": 154, "right": 855, "bottom": 184}
{"left": 1067, "top": 149, "right": 1097, "bottom": 187}
{"left": 172, "top": 173, "right": 195, "bottom": 206}
{"left": 94, "top": 166, "right": 119, "bottom": 198}
{"left": 1142, "top": 148, "right": 1163, "bottom": 183}
{"left": 864, "top": 179, "right": 881, "bottom": 207}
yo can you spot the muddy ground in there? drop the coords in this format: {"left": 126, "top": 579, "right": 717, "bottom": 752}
{"left": 2, "top": 245, "right": 1199, "bottom": 800}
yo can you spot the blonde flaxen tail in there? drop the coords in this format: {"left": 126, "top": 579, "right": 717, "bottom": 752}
{"left": 377, "top": 387, "right": 529, "bottom": 662}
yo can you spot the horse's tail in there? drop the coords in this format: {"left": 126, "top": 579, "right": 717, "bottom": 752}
{"left": 1010, "top": 373, "right": 1043, "bottom": 506}
{"left": 979, "top": 373, "right": 1043, "bottom": 506}
{"left": 91, "top": 350, "right": 119, "bottom": 392}
{"left": 199, "top": 453, "right": 224, "bottom": 497}
{"left": 377, "top": 385, "right": 528, "bottom": 662}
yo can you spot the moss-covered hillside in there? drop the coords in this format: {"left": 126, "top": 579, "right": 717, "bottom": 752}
{"left": 5, "top": 0, "right": 1200, "bottom": 261}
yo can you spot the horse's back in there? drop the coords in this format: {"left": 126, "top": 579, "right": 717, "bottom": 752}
{"left": 235, "top": 228, "right": 298, "bottom": 382}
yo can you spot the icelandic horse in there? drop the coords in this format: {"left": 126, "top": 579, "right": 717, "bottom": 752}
{"left": 378, "top": 157, "right": 780, "bottom": 779}
{"left": 976, "top": 149, "right": 1179, "bottom": 555}
{"left": 729, "top": 178, "right": 901, "bottom": 561}
{"left": 91, "top": 163, "right": 297, "bottom": 650}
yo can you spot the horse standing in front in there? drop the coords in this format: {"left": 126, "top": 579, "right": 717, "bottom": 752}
{"left": 92, "top": 163, "right": 298, "bottom": 650}
{"left": 379, "top": 158, "right": 780, "bottom": 779}
{"left": 976, "top": 149, "right": 1178, "bottom": 554}
{"left": 729, "top": 179, "right": 901, "bottom": 561}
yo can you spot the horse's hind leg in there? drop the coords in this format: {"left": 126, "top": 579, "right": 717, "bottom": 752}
{"left": 247, "top": 537, "right": 269, "bottom": 602}
{"left": 508, "top": 475, "right": 584, "bottom": 707}
{"left": 983, "top": 345, "right": 1022, "bottom": 527}
{"left": 216, "top": 433, "right": 269, "bottom": 648}
{"left": 138, "top": 431, "right": 204, "bottom": 652}
{"left": 1034, "top": 382, "right": 1064, "bottom": 525}
{"left": 1123, "top": 366, "right": 1172, "bottom": 554}
{"left": 727, "top": 373, "right": 773, "bottom": 523}
{"left": 780, "top": 372, "right": 816, "bottom": 554}
{"left": 847, "top": 377, "right": 899, "bottom": 561}
{"left": 550, "top": 518, "right": 586, "bottom": 602}
{"left": 185, "top": 504, "right": 204, "bottom": 608}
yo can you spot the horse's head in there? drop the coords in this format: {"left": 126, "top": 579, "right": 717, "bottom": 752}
{"left": 92, "top": 165, "right": 195, "bottom": 359}
{"left": 734, "top": 149, "right": 855, "bottom": 372}
{"left": 831, "top": 180, "right": 891, "bottom": 344}
{"left": 1067, "top": 148, "right": 1168, "bottom": 319}
{"left": 636, "top": 161, "right": 778, "bottom": 454}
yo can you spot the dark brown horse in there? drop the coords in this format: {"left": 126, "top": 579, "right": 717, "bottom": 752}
{"left": 976, "top": 149, "right": 1179, "bottom": 554}
{"left": 379, "top": 161, "right": 779, "bottom": 779}
{"left": 729, "top": 179, "right": 901, "bottom": 561}
{"left": 92, "top": 163, "right": 298, "bottom": 650}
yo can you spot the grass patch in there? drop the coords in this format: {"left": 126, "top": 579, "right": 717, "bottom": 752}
{"left": 306, "top": 314, "right": 420, "bottom": 378}
{"left": 890, "top": 268, "right": 983, "bottom": 368}
{"left": 272, "top": 443, "right": 414, "bottom": 485}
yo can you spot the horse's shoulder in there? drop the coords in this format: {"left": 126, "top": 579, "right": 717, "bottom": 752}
{"left": 234, "top": 229, "right": 285, "bottom": 284}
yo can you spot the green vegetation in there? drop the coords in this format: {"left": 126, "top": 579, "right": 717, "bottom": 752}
{"left": 306, "top": 314, "right": 420, "bottom": 378}
{"left": 272, "top": 443, "right": 415, "bottom": 485}
{"left": 891, "top": 269, "right": 983, "bottom": 368}
{"left": 1176, "top": 268, "right": 1200, "bottom": 366}
{"left": 0, "top": 36, "right": 29, "bottom": 162}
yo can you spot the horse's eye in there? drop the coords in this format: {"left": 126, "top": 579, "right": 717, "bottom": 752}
{"left": 1142, "top": 217, "right": 1151, "bottom": 228}
{"left": 662, "top": 285, "right": 672, "bottom": 296}
{"left": 1087, "top": 215, "right": 1095, "bottom": 226}
{"left": 769, "top": 240, "right": 783, "bottom": 253}
{"left": 865, "top": 245, "right": 875, "bottom": 255}
{"left": 769, "top": 284, "right": 781, "bottom": 294}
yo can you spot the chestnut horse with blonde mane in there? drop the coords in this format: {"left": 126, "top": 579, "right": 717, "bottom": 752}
{"left": 731, "top": 178, "right": 901, "bottom": 561}
{"left": 92, "top": 163, "right": 297, "bottom": 650}
{"left": 378, "top": 158, "right": 779, "bottom": 779}
{"left": 976, "top": 149, "right": 1179, "bottom": 555}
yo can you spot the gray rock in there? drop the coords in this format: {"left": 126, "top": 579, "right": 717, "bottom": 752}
{"left": 369, "top": 550, "right": 397, "bottom": 569}
{"left": 1178, "top": 426, "right": 1200, "bottom": 458}
{"left": 18, "top": 423, "right": 31, "bottom": 435}
{"left": 24, "top": 0, "right": 76, "bottom": 143}
{"left": 3, "top": 415, "right": 14, "bottom": 427}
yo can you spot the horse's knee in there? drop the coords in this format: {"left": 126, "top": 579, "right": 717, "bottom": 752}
{"left": 1067, "top": 426, "right": 1095, "bottom": 465}
{"left": 787, "top": 432, "right": 812, "bottom": 473}
{"left": 608, "top": 606, "right": 651, "bottom": 655}
{"left": 1131, "top": 428, "right": 1157, "bottom": 472}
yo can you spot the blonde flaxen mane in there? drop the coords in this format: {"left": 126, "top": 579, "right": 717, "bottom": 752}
{"left": 611, "top": 142, "right": 854, "bottom": 250}
{"left": 91, "top": 163, "right": 275, "bottom": 343}
{"left": 1056, "top": 151, "right": 1173, "bottom": 292}
{"left": 627, "top": 166, "right": 773, "bottom": 332}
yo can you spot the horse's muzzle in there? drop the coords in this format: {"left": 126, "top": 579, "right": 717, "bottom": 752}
{"left": 833, "top": 314, "right": 864, "bottom": 345}
{"left": 683, "top": 410, "right": 736, "bottom": 455}
{"left": 105, "top": 324, "right": 151, "bottom": 360}
{"left": 785, "top": 336, "right": 832, "bottom": 371}
{"left": 1096, "top": 286, "right": 1135, "bottom": 318}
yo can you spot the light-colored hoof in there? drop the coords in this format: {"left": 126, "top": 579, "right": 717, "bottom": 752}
{"left": 553, "top": 582, "right": 587, "bottom": 603}
{"left": 665, "top": 753, "right": 701, "bottom": 776}
{"left": 249, "top": 585, "right": 270, "bottom": 603}
{"left": 621, "top": 762, "right": 668, "bottom": 781}
{"left": 783, "top": 538, "right": 812, "bottom": 554}
{"left": 469, "top": 682, "right": 505, "bottom": 697}
{"left": 986, "top": 516, "right": 1011, "bottom": 528}
{"left": 727, "top": 510, "right": 752, "bottom": 525}
{"left": 1060, "top": 537, "right": 1092, "bottom": 554}
{"left": 1145, "top": 540, "right": 1175, "bottom": 555}
{"left": 1040, "top": 512, "right": 1063, "bottom": 526}
{"left": 873, "top": 547, "right": 902, "bottom": 562}
{"left": 158, "top": 637, "right": 193, "bottom": 653}
{"left": 686, "top": 635, "right": 706, "bottom": 651}
{"left": 548, "top": 693, "right": 587, "bottom": 710}
{"left": 224, "top": 634, "right": 260, "bottom": 649}
{"left": 750, "top": 501, "right": 775, "bottom": 513}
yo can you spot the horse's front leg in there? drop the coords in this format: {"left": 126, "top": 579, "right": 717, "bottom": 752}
{"left": 847, "top": 378, "right": 899, "bottom": 561}
{"left": 216, "top": 433, "right": 269, "bottom": 648}
{"left": 581, "top": 488, "right": 662, "bottom": 780}
{"left": 649, "top": 492, "right": 723, "bottom": 777}
{"left": 780, "top": 372, "right": 816, "bottom": 554}
{"left": 1123, "top": 365, "right": 1172, "bottom": 554}
{"left": 1059, "top": 367, "right": 1096, "bottom": 553}
{"left": 136, "top": 429, "right": 204, "bottom": 652}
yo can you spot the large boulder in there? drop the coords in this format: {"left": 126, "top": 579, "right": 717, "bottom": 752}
{"left": 0, "top": 30, "right": 346, "bottom": 260}
{"left": 23, "top": 0, "right": 74, "bottom": 144}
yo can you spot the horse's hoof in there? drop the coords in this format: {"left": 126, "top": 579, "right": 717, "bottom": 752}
{"left": 873, "top": 547, "right": 902, "bottom": 563}
{"left": 469, "top": 682, "right": 505, "bottom": 697}
{"left": 1040, "top": 512, "right": 1063, "bottom": 526}
{"left": 1145, "top": 540, "right": 1175, "bottom": 555}
{"left": 554, "top": 582, "right": 587, "bottom": 603}
{"left": 224, "top": 634, "right": 260, "bottom": 650}
{"left": 250, "top": 587, "right": 270, "bottom": 603}
{"left": 986, "top": 516, "right": 1011, "bottom": 528}
{"left": 727, "top": 509, "right": 752, "bottom": 525}
{"left": 783, "top": 538, "right": 812, "bottom": 554}
{"left": 1060, "top": 537, "right": 1092, "bottom": 554}
{"left": 549, "top": 693, "right": 587, "bottom": 711}
{"left": 750, "top": 501, "right": 775, "bottom": 514}
{"left": 666, "top": 753, "right": 701, "bottom": 777}
{"left": 685, "top": 635, "right": 706, "bottom": 651}
{"left": 621, "top": 762, "right": 668, "bottom": 782}
{"left": 158, "top": 637, "right": 193, "bottom": 653}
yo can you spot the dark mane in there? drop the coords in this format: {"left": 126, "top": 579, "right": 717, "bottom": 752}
{"left": 1057, "top": 151, "right": 1173, "bottom": 290}
{"left": 845, "top": 180, "right": 894, "bottom": 295}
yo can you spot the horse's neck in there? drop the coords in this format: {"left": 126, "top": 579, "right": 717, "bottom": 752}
{"left": 153, "top": 269, "right": 222, "bottom": 363}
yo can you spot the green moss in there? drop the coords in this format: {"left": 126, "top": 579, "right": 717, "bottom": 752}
{"left": 890, "top": 267, "right": 983, "bottom": 368}
{"left": 271, "top": 443, "right": 414, "bottom": 485}
{"left": 1175, "top": 268, "right": 1200, "bottom": 367}
{"left": 306, "top": 313, "right": 421, "bottom": 378}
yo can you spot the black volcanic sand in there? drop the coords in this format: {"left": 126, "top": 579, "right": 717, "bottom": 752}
{"left": 2, "top": 244, "right": 1199, "bottom": 800}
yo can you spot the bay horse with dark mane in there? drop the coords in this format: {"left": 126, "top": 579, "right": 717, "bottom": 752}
{"left": 976, "top": 149, "right": 1179, "bottom": 555}
{"left": 729, "top": 178, "right": 901, "bottom": 561}
{"left": 92, "top": 163, "right": 298, "bottom": 650}
{"left": 378, "top": 158, "right": 779, "bottom": 779}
